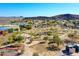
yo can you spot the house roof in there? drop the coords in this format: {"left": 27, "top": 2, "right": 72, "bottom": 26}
{"left": 67, "top": 43, "right": 79, "bottom": 47}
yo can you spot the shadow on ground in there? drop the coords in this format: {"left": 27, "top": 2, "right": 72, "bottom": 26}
{"left": 62, "top": 50, "right": 71, "bottom": 56}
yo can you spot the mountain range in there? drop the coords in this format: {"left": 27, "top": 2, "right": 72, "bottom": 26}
{"left": 23, "top": 14, "right": 79, "bottom": 20}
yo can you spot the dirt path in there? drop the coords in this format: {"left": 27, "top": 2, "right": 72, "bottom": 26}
{"left": 21, "top": 41, "right": 40, "bottom": 56}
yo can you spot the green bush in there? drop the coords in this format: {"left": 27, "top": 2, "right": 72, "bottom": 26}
{"left": 47, "top": 31, "right": 52, "bottom": 36}
{"left": 15, "top": 35, "right": 24, "bottom": 43}
{"left": 8, "top": 28, "right": 13, "bottom": 33}
{"left": 43, "top": 36, "right": 49, "bottom": 41}
{"left": 14, "top": 28, "right": 18, "bottom": 31}
{"left": 26, "top": 24, "right": 32, "bottom": 30}
{"left": 53, "top": 33, "right": 62, "bottom": 46}
{"left": 19, "top": 24, "right": 32, "bottom": 30}
{"left": 8, "top": 36, "right": 14, "bottom": 43}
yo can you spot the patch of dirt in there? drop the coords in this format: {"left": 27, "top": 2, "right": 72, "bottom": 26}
{"left": 29, "top": 43, "right": 59, "bottom": 56}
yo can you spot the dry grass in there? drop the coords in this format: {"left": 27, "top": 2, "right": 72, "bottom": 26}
{"left": 29, "top": 43, "right": 61, "bottom": 56}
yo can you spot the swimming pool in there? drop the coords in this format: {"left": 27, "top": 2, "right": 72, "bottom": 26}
{"left": 0, "top": 26, "right": 9, "bottom": 31}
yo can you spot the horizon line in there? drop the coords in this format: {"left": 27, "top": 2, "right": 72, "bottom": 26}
{"left": 0, "top": 13, "right": 79, "bottom": 17}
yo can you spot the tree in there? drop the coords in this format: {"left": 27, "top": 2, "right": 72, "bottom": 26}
{"left": 0, "top": 39, "right": 2, "bottom": 47}
{"left": 3, "top": 31, "right": 8, "bottom": 36}
{"left": 15, "top": 35, "right": 24, "bottom": 43}
{"left": 8, "top": 36, "right": 14, "bottom": 43}
{"left": 47, "top": 31, "right": 52, "bottom": 36}
{"left": 26, "top": 24, "right": 32, "bottom": 30}
{"left": 12, "top": 32, "right": 18, "bottom": 41}
{"left": 43, "top": 36, "right": 49, "bottom": 41}
{"left": 10, "top": 21, "right": 16, "bottom": 24}
{"left": 8, "top": 28, "right": 14, "bottom": 33}
{"left": 20, "top": 24, "right": 32, "bottom": 30}
{"left": 53, "top": 33, "right": 62, "bottom": 47}
{"left": 28, "top": 20, "right": 33, "bottom": 25}
{"left": 10, "top": 32, "right": 19, "bottom": 43}
{"left": 43, "top": 36, "right": 49, "bottom": 47}
{"left": 68, "top": 32, "right": 77, "bottom": 43}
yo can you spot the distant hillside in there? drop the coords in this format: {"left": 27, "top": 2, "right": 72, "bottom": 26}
{"left": 53, "top": 14, "right": 79, "bottom": 20}
{"left": 23, "top": 14, "right": 79, "bottom": 20}
{"left": 0, "top": 17, "right": 23, "bottom": 25}
{"left": 1, "top": 14, "right": 79, "bottom": 24}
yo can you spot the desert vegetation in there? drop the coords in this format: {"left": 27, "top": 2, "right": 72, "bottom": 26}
{"left": 1, "top": 14, "right": 79, "bottom": 56}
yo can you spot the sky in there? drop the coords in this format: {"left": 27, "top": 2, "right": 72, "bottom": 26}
{"left": 0, "top": 3, "right": 79, "bottom": 17}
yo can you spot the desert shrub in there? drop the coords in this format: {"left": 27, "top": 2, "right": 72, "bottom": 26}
{"left": 8, "top": 36, "right": 14, "bottom": 44}
{"left": 8, "top": 28, "right": 13, "bottom": 33}
{"left": 10, "top": 21, "right": 16, "bottom": 24}
{"left": 26, "top": 24, "right": 32, "bottom": 30}
{"left": 14, "top": 28, "right": 18, "bottom": 31}
{"left": 43, "top": 36, "right": 49, "bottom": 41}
{"left": 29, "top": 32, "right": 36, "bottom": 36}
{"left": 3, "top": 31, "right": 8, "bottom": 36}
{"left": 0, "top": 39, "right": 3, "bottom": 46}
{"left": 33, "top": 52, "right": 39, "bottom": 56}
{"left": 68, "top": 33, "right": 74, "bottom": 38}
{"left": 47, "top": 31, "right": 52, "bottom": 36}
{"left": 53, "top": 33, "right": 62, "bottom": 46}
{"left": 19, "top": 24, "right": 32, "bottom": 30}
{"left": 15, "top": 35, "right": 24, "bottom": 43}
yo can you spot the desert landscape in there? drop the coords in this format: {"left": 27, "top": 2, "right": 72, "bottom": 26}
{"left": 0, "top": 3, "right": 79, "bottom": 56}
{"left": 0, "top": 14, "right": 79, "bottom": 56}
